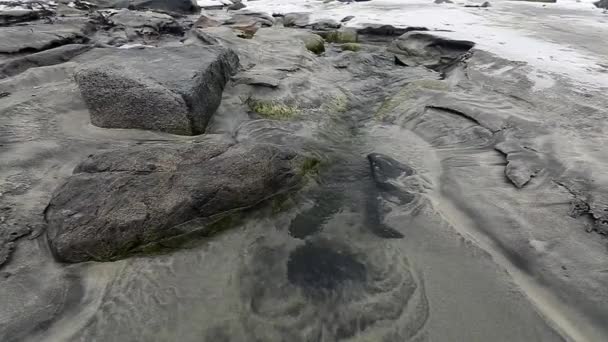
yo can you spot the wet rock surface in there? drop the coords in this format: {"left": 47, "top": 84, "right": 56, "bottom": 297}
{"left": 0, "top": 1, "right": 608, "bottom": 342}
{"left": 0, "top": 22, "right": 89, "bottom": 54}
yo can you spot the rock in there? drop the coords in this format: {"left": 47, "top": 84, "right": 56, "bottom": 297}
{"left": 231, "top": 22, "right": 261, "bottom": 39}
{"left": 464, "top": 1, "right": 491, "bottom": 7}
{"left": 84, "top": 0, "right": 200, "bottom": 13}
{"left": 0, "top": 9, "right": 40, "bottom": 25}
{"left": 0, "top": 44, "right": 92, "bottom": 79}
{"left": 512, "top": 0, "right": 555, "bottom": 2}
{"left": 323, "top": 27, "right": 358, "bottom": 43}
{"left": 435, "top": 0, "right": 453, "bottom": 3}
{"left": 74, "top": 45, "right": 239, "bottom": 135}
{"left": 595, "top": 0, "right": 608, "bottom": 8}
{"left": 0, "top": 23, "right": 89, "bottom": 54}
{"left": 341, "top": 42, "right": 360, "bottom": 51}
{"left": 340, "top": 15, "right": 355, "bottom": 23}
{"left": 191, "top": 28, "right": 220, "bottom": 45}
{"left": 389, "top": 32, "right": 474, "bottom": 71}
{"left": 45, "top": 141, "right": 306, "bottom": 263}
{"left": 227, "top": 0, "right": 246, "bottom": 10}
{"left": 310, "top": 19, "right": 341, "bottom": 31}
{"left": 357, "top": 24, "right": 427, "bottom": 36}
{"left": 104, "top": 9, "right": 183, "bottom": 36}
{"left": 282, "top": 12, "right": 309, "bottom": 27}
{"left": 223, "top": 11, "right": 275, "bottom": 27}
{"left": 233, "top": 68, "right": 282, "bottom": 87}
{"left": 301, "top": 33, "right": 325, "bottom": 55}
{"left": 0, "top": 1, "right": 54, "bottom": 25}
{"left": 193, "top": 14, "right": 221, "bottom": 28}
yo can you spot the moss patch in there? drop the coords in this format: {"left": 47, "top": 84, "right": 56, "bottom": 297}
{"left": 325, "top": 29, "right": 358, "bottom": 44}
{"left": 302, "top": 34, "right": 325, "bottom": 55}
{"left": 299, "top": 157, "right": 321, "bottom": 177}
{"left": 341, "top": 43, "right": 361, "bottom": 52}
{"left": 245, "top": 97, "right": 298, "bottom": 120}
{"left": 324, "top": 93, "right": 349, "bottom": 113}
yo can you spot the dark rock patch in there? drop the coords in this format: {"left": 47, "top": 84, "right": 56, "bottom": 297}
{"left": 287, "top": 240, "right": 367, "bottom": 295}
{"left": 227, "top": 0, "right": 246, "bottom": 11}
{"left": 341, "top": 15, "right": 355, "bottom": 23}
{"left": 83, "top": 0, "right": 200, "bottom": 14}
{"left": 45, "top": 141, "right": 306, "bottom": 263}
{"left": 0, "top": 23, "right": 89, "bottom": 54}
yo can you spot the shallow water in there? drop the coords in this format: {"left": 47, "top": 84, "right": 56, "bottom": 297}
{"left": 2, "top": 2, "right": 608, "bottom": 341}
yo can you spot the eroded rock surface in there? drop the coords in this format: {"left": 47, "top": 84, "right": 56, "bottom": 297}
{"left": 0, "top": 22, "right": 89, "bottom": 54}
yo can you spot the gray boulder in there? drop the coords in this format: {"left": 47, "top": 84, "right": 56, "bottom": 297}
{"left": 74, "top": 45, "right": 239, "bottom": 135}
{"left": 595, "top": 0, "right": 608, "bottom": 8}
{"left": 45, "top": 141, "right": 307, "bottom": 263}
{"left": 0, "top": 23, "right": 89, "bottom": 54}
{"left": 85, "top": 0, "right": 200, "bottom": 13}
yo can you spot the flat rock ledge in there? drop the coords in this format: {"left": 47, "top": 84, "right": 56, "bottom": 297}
{"left": 74, "top": 45, "right": 239, "bottom": 135}
{"left": 45, "top": 141, "right": 308, "bottom": 263}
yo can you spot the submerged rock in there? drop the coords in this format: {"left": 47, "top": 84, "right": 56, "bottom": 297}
{"left": 74, "top": 45, "right": 239, "bottom": 135}
{"left": 45, "top": 141, "right": 306, "bottom": 263}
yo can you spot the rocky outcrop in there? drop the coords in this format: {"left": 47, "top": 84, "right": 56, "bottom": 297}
{"left": 74, "top": 45, "right": 239, "bottom": 135}
{"left": 0, "top": 23, "right": 89, "bottom": 54}
{"left": 45, "top": 141, "right": 307, "bottom": 263}
{"left": 0, "top": 44, "right": 91, "bottom": 79}
{"left": 389, "top": 32, "right": 474, "bottom": 71}
{"left": 84, "top": 0, "right": 200, "bottom": 13}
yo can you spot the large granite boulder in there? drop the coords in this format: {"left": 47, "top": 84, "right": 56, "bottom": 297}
{"left": 85, "top": 0, "right": 199, "bottom": 13}
{"left": 45, "top": 140, "right": 308, "bottom": 263}
{"left": 74, "top": 45, "right": 239, "bottom": 135}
